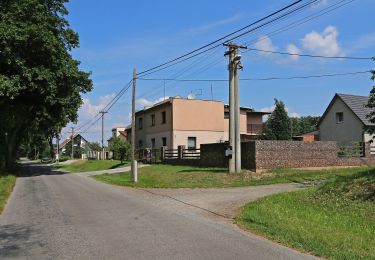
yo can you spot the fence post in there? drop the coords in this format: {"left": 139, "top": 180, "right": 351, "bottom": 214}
{"left": 363, "top": 142, "right": 371, "bottom": 158}
{"left": 160, "top": 147, "right": 166, "bottom": 161}
{"left": 178, "top": 145, "right": 185, "bottom": 159}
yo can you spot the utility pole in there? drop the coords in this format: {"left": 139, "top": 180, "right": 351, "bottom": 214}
{"left": 224, "top": 43, "right": 246, "bottom": 174}
{"left": 99, "top": 111, "right": 108, "bottom": 160}
{"left": 131, "top": 67, "right": 137, "bottom": 183}
{"left": 56, "top": 132, "right": 60, "bottom": 162}
{"left": 71, "top": 127, "right": 74, "bottom": 159}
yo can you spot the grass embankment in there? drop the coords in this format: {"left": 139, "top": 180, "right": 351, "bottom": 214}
{"left": 237, "top": 168, "right": 375, "bottom": 259}
{"left": 0, "top": 174, "right": 17, "bottom": 214}
{"left": 93, "top": 164, "right": 368, "bottom": 188}
{"left": 57, "top": 160, "right": 129, "bottom": 173}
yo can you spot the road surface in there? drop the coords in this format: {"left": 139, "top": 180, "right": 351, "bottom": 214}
{"left": 0, "top": 162, "right": 317, "bottom": 260}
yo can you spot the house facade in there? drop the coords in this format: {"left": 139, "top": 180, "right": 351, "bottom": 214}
{"left": 59, "top": 134, "right": 91, "bottom": 158}
{"left": 133, "top": 97, "right": 269, "bottom": 150}
{"left": 318, "top": 93, "right": 374, "bottom": 145}
{"left": 108, "top": 127, "right": 129, "bottom": 144}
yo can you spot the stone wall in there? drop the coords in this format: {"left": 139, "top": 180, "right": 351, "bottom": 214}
{"left": 254, "top": 140, "right": 338, "bottom": 170}
{"left": 163, "top": 140, "right": 375, "bottom": 171}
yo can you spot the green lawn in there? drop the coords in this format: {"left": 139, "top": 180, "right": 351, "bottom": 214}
{"left": 92, "top": 164, "right": 369, "bottom": 188}
{"left": 237, "top": 168, "right": 375, "bottom": 259}
{"left": 56, "top": 160, "right": 129, "bottom": 173}
{"left": 0, "top": 174, "right": 17, "bottom": 214}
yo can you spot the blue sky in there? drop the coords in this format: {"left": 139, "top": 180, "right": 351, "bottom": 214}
{"left": 61, "top": 0, "right": 375, "bottom": 143}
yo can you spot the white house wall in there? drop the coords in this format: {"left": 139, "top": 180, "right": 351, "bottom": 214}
{"left": 319, "top": 98, "right": 364, "bottom": 144}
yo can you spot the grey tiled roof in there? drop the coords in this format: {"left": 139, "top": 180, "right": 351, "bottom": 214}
{"left": 337, "top": 93, "right": 375, "bottom": 126}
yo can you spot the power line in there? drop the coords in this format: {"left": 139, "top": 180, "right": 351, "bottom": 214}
{"left": 75, "top": 80, "right": 132, "bottom": 132}
{"left": 136, "top": 0, "right": 320, "bottom": 77}
{"left": 246, "top": 47, "right": 373, "bottom": 60}
{"left": 138, "top": 70, "right": 371, "bottom": 82}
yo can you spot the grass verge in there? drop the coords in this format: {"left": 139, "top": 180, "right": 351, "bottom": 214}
{"left": 56, "top": 159, "right": 129, "bottom": 173}
{"left": 92, "top": 164, "right": 369, "bottom": 188}
{"left": 0, "top": 174, "right": 17, "bottom": 214}
{"left": 236, "top": 168, "right": 375, "bottom": 259}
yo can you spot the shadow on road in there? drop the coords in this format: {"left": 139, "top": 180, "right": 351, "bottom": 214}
{"left": 0, "top": 224, "right": 43, "bottom": 258}
{"left": 18, "top": 162, "right": 68, "bottom": 177}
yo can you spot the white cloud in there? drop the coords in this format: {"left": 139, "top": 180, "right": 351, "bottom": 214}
{"left": 289, "top": 112, "right": 301, "bottom": 118}
{"left": 286, "top": 44, "right": 300, "bottom": 61}
{"left": 260, "top": 105, "right": 300, "bottom": 118}
{"left": 137, "top": 96, "right": 169, "bottom": 107}
{"left": 260, "top": 105, "right": 275, "bottom": 113}
{"left": 301, "top": 26, "right": 344, "bottom": 57}
{"left": 78, "top": 94, "right": 116, "bottom": 120}
{"left": 254, "top": 36, "right": 277, "bottom": 56}
{"left": 186, "top": 14, "right": 242, "bottom": 35}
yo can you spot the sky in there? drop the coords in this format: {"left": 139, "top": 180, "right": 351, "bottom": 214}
{"left": 60, "top": 0, "right": 375, "bottom": 144}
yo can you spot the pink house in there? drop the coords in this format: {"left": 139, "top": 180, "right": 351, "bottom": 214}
{"left": 132, "top": 97, "right": 269, "bottom": 150}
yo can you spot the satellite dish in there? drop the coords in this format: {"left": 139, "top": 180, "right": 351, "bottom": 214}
{"left": 187, "top": 92, "right": 195, "bottom": 100}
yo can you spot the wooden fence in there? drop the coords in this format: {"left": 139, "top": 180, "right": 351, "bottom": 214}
{"left": 163, "top": 146, "right": 200, "bottom": 160}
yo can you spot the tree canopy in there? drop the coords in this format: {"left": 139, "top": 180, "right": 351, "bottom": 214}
{"left": 109, "top": 137, "right": 131, "bottom": 163}
{"left": 0, "top": 0, "right": 92, "bottom": 169}
{"left": 261, "top": 99, "right": 292, "bottom": 140}
{"left": 290, "top": 116, "right": 320, "bottom": 136}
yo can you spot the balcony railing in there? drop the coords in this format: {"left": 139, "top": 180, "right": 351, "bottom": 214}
{"left": 247, "top": 124, "right": 265, "bottom": 134}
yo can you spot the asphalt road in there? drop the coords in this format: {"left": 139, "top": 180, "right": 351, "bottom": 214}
{"left": 0, "top": 162, "right": 317, "bottom": 260}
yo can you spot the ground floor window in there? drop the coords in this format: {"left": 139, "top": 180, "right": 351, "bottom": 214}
{"left": 187, "top": 137, "right": 196, "bottom": 150}
{"left": 162, "top": 137, "right": 167, "bottom": 146}
{"left": 151, "top": 138, "right": 155, "bottom": 149}
{"left": 138, "top": 140, "right": 143, "bottom": 148}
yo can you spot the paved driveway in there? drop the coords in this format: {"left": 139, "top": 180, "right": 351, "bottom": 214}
{"left": 0, "top": 163, "right": 317, "bottom": 260}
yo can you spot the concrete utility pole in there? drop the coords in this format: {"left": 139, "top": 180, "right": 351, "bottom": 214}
{"left": 56, "top": 133, "right": 60, "bottom": 162}
{"left": 131, "top": 67, "right": 138, "bottom": 183}
{"left": 224, "top": 43, "right": 246, "bottom": 174}
{"left": 100, "top": 111, "right": 108, "bottom": 160}
{"left": 71, "top": 127, "right": 74, "bottom": 159}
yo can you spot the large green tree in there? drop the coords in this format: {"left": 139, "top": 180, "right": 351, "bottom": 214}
{"left": 0, "top": 0, "right": 92, "bottom": 169}
{"left": 261, "top": 99, "right": 292, "bottom": 140}
{"left": 109, "top": 137, "right": 131, "bottom": 163}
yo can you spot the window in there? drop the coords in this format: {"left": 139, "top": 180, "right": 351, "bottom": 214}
{"left": 187, "top": 137, "right": 196, "bottom": 150}
{"left": 138, "top": 118, "right": 143, "bottom": 129}
{"left": 224, "top": 111, "right": 230, "bottom": 119}
{"left": 336, "top": 112, "right": 344, "bottom": 124}
{"left": 151, "top": 138, "right": 155, "bottom": 148}
{"left": 161, "top": 111, "right": 166, "bottom": 124}
{"left": 162, "top": 137, "right": 167, "bottom": 147}
{"left": 151, "top": 114, "right": 155, "bottom": 126}
{"left": 138, "top": 140, "right": 143, "bottom": 148}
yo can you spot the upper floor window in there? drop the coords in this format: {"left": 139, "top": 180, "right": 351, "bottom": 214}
{"left": 161, "top": 111, "right": 167, "bottom": 124}
{"left": 151, "top": 114, "right": 155, "bottom": 126}
{"left": 138, "top": 118, "right": 143, "bottom": 129}
{"left": 224, "top": 111, "right": 230, "bottom": 119}
{"left": 336, "top": 112, "right": 344, "bottom": 124}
